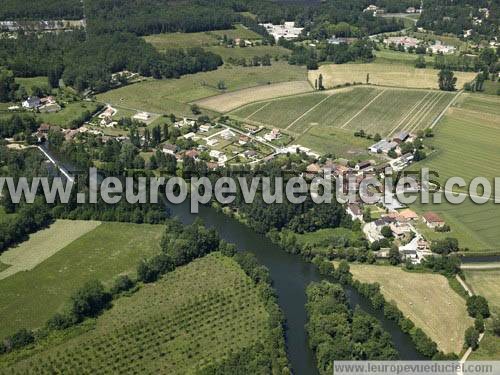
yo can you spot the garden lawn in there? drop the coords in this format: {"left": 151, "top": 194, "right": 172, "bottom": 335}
{"left": 347, "top": 264, "right": 473, "bottom": 354}
{"left": 0, "top": 254, "right": 274, "bottom": 374}
{"left": 0, "top": 222, "right": 164, "bottom": 338}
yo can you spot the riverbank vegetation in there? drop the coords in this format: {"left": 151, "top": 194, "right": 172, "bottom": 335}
{"left": 306, "top": 280, "right": 398, "bottom": 374}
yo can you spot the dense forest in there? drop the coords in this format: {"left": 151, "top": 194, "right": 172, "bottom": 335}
{"left": 82, "top": 0, "right": 404, "bottom": 37}
{"left": 0, "top": 31, "right": 222, "bottom": 92}
{"left": 0, "top": 0, "right": 83, "bottom": 21}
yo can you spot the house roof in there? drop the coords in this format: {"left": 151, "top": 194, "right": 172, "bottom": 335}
{"left": 306, "top": 163, "right": 321, "bottom": 173}
{"left": 348, "top": 204, "right": 362, "bottom": 216}
{"left": 162, "top": 143, "right": 177, "bottom": 151}
{"left": 394, "top": 131, "right": 409, "bottom": 141}
{"left": 357, "top": 161, "right": 372, "bottom": 169}
{"left": 423, "top": 212, "right": 444, "bottom": 223}
{"left": 399, "top": 208, "right": 418, "bottom": 220}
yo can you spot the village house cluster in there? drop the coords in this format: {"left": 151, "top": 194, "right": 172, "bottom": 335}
{"left": 260, "top": 22, "right": 304, "bottom": 42}
{"left": 369, "top": 131, "right": 415, "bottom": 171}
{"left": 383, "top": 36, "right": 456, "bottom": 55}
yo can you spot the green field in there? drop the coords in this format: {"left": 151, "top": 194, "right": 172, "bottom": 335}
{"left": 36, "top": 101, "right": 101, "bottom": 127}
{"left": 143, "top": 24, "right": 261, "bottom": 50}
{"left": 463, "top": 269, "right": 500, "bottom": 360}
{"left": 295, "top": 227, "right": 364, "bottom": 254}
{"left": 0, "top": 222, "right": 163, "bottom": 339}
{"left": 0, "top": 253, "right": 277, "bottom": 373}
{"left": 409, "top": 94, "right": 500, "bottom": 253}
{"left": 463, "top": 269, "right": 500, "bottom": 315}
{"left": 231, "top": 87, "right": 454, "bottom": 136}
{"left": 15, "top": 76, "right": 50, "bottom": 94}
{"left": 374, "top": 49, "right": 434, "bottom": 66}
{"left": 0, "top": 220, "right": 101, "bottom": 280}
{"left": 96, "top": 62, "right": 307, "bottom": 117}
{"left": 205, "top": 45, "right": 290, "bottom": 62}
{"left": 229, "top": 86, "right": 455, "bottom": 158}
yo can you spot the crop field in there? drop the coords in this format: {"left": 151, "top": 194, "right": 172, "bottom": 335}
{"left": 0, "top": 254, "right": 273, "bottom": 374}
{"left": 347, "top": 264, "right": 473, "bottom": 354}
{"left": 96, "top": 62, "right": 307, "bottom": 117}
{"left": 0, "top": 222, "right": 163, "bottom": 339}
{"left": 201, "top": 81, "right": 314, "bottom": 113}
{"left": 143, "top": 25, "right": 261, "bottom": 50}
{"left": 0, "top": 220, "right": 101, "bottom": 280}
{"left": 310, "top": 63, "right": 476, "bottom": 90}
{"left": 231, "top": 86, "right": 454, "bottom": 136}
{"left": 409, "top": 94, "right": 500, "bottom": 252}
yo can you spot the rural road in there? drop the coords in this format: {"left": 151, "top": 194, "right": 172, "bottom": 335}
{"left": 461, "top": 263, "right": 500, "bottom": 270}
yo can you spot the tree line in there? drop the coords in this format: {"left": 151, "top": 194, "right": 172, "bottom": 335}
{"left": 0, "top": 0, "right": 83, "bottom": 21}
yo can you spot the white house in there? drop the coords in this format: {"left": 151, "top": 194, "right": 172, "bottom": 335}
{"left": 133, "top": 112, "right": 151, "bottom": 122}
{"left": 199, "top": 124, "right": 211, "bottom": 133}
{"left": 206, "top": 138, "right": 219, "bottom": 147}
{"left": 22, "top": 96, "right": 40, "bottom": 109}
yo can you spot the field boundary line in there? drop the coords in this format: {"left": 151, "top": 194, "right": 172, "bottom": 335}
{"left": 408, "top": 92, "right": 446, "bottom": 133}
{"left": 401, "top": 91, "right": 441, "bottom": 132}
{"left": 285, "top": 92, "right": 335, "bottom": 130}
{"left": 430, "top": 90, "right": 462, "bottom": 129}
{"left": 388, "top": 91, "right": 432, "bottom": 137}
{"left": 245, "top": 102, "right": 271, "bottom": 120}
{"left": 339, "top": 89, "right": 386, "bottom": 129}
{"left": 400, "top": 91, "right": 440, "bottom": 132}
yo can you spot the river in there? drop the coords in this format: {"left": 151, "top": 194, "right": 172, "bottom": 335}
{"left": 168, "top": 201, "right": 425, "bottom": 374}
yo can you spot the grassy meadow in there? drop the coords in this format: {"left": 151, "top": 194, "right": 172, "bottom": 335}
{"left": 15, "top": 76, "right": 50, "bottom": 94}
{"left": 409, "top": 93, "right": 500, "bottom": 253}
{"left": 205, "top": 45, "right": 290, "bottom": 62}
{"left": 0, "top": 222, "right": 164, "bottom": 339}
{"left": 96, "top": 62, "right": 307, "bottom": 117}
{"left": 463, "top": 269, "right": 500, "bottom": 315}
{"left": 143, "top": 24, "right": 261, "bottom": 50}
{"left": 0, "top": 254, "right": 275, "bottom": 374}
{"left": 37, "top": 101, "right": 101, "bottom": 127}
{"left": 0, "top": 220, "right": 101, "bottom": 280}
{"left": 310, "top": 62, "right": 476, "bottom": 90}
{"left": 347, "top": 264, "right": 473, "bottom": 354}
{"left": 463, "top": 269, "right": 500, "bottom": 360}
